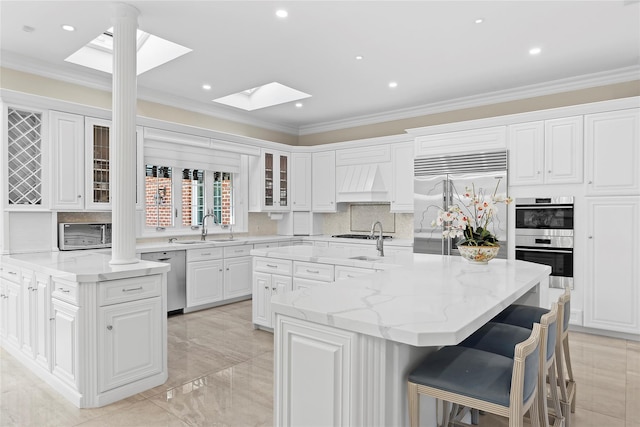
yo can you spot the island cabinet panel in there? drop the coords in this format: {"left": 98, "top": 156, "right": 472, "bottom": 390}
{"left": 51, "top": 297, "right": 80, "bottom": 391}
{"left": 275, "top": 316, "right": 357, "bottom": 427}
{"left": 98, "top": 297, "right": 162, "bottom": 393}
{"left": 252, "top": 271, "right": 292, "bottom": 329}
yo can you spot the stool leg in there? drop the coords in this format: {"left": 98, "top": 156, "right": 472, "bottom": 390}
{"left": 562, "top": 336, "right": 576, "bottom": 413}
{"left": 527, "top": 394, "right": 541, "bottom": 427}
{"left": 408, "top": 382, "right": 419, "bottom": 427}
{"left": 548, "top": 358, "right": 565, "bottom": 427}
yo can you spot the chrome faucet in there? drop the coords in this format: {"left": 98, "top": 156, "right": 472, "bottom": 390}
{"left": 201, "top": 212, "right": 219, "bottom": 241}
{"left": 370, "top": 220, "right": 384, "bottom": 257}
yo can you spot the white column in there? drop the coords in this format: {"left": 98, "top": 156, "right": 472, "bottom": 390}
{"left": 110, "top": 3, "right": 139, "bottom": 265}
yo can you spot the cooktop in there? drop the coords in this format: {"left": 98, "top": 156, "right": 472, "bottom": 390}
{"left": 331, "top": 234, "right": 393, "bottom": 240}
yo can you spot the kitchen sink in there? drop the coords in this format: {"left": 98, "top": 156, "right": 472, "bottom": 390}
{"left": 349, "top": 255, "right": 381, "bottom": 261}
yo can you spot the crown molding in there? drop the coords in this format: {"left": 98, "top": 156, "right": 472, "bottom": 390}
{"left": 297, "top": 66, "right": 640, "bottom": 136}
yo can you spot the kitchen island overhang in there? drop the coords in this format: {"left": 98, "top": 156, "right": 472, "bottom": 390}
{"left": 270, "top": 253, "right": 551, "bottom": 427}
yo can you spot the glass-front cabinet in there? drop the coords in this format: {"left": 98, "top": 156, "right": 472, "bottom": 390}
{"left": 85, "top": 118, "right": 112, "bottom": 210}
{"left": 262, "top": 150, "right": 289, "bottom": 211}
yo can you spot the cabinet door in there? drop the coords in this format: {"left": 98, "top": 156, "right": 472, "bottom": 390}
{"left": 585, "top": 109, "right": 640, "bottom": 196}
{"left": 584, "top": 197, "right": 640, "bottom": 334}
{"left": 51, "top": 111, "right": 85, "bottom": 210}
{"left": 291, "top": 152, "right": 312, "bottom": 211}
{"left": 312, "top": 151, "right": 336, "bottom": 212}
{"left": 21, "top": 270, "right": 35, "bottom": 357}
{"left": 224, "top": 256, "right": 252, "bottom": 299}
{"left": 34, "top": 273, "right": 51, "bottom": 369}
{"left": 544, "top": 116, "right": 583, "bottom": 184}
{"left": 264, "top": 151, "right": 290, "bottom": 211}
{"left": 186, "top": 259, "right": 224, "bottom": 307}
{"left": 85, "top": 117, "right": 112, "bottom": 210}
{"left": 252, "top": 272, "right": 272, "bottom": 327}
{"left": 293, "top": 278, "right": 326, "bottom": 291}
{"left": 390, "top": 142, "right": 414, "bottom": 212}
{"left": 51, "top": 298, "right": 80, "bottom": 390}
{"left": 1, "top": 280, "right": 21, "bottom": 349}
{"left": 508, "top": 121, "right": 545, "bottom": 186}
{"left": 98, "top": 297, "right": 162, "bottom": 392}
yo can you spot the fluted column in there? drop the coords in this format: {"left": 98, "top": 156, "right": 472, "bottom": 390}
{"left": 110, "top": 3, "right": 139, "bottom": 265}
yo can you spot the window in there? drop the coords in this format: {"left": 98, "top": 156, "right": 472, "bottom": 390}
{"left": 144, "top": 166, "right": 235, "bottom": 233}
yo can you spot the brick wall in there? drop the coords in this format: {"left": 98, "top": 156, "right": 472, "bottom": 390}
{"left": 145, "top": 176, "right": 173, "bottom": 227}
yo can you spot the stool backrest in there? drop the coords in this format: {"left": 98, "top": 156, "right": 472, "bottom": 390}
{"left": 511, "top": 322, "right": 541, "bottom": 410}
{"left": 540, "top": 302, "right": 558, "bottom": 362}
{"left": 557, "top": 287, "right": 571, "bottom": 337}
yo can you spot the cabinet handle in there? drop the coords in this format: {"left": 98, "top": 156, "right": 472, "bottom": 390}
{"left": 201, "top": 253, "right": 211, "bottom": 256}
{"left": 122, "top": 286, "right": 143, "bottom": 292}
{"left": 226, "top": 267, "right": 230, "bottom": 271}
{"left": 8, "top": 271, "right": 17, "bottom": 275}
{"left": 306, "top": 269, "right": 320, "bottom": 274}
{"left": 49, "top": 317, "right": 55, "bottom": 321}
{"left": 588, "top": 180, "right": 593, "bottom": 184}
{"left": 107, "top": 325, "right": 113, "bottom": 331}
{"left": 234, "top": 249, "right": 244, "bottom": 253}
{"left": 264, "top": 285, "right": 269, "bottom": 290}
{"left": 272, "top": 287, "right": 277, "bottom": 291}
{"left": 588, "top": 236, "right": 593, "bottom": 239}
{"left": 58, "top": 288, "right": 70, "bottom": 293}
{"left": 347, "top": 274, "right": 355, "bottom": 278}
{"left": 27, "top": 286, "right": 33, "bottom": 291}
{"left": 219, "top": 269, "right": 223, "bottom": 272}
{"left": 266, "top": 264, "right": 278, "bottom": 268}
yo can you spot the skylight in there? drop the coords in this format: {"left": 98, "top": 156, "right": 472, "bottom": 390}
{"left": 65, "top": 27, "right": 191, "bottom": 75}
{"left": 212, "top": 82, "right": 312, "bottom": 111}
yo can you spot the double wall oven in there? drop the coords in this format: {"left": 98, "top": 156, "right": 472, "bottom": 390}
{"left": 515, "top": 197, "right": 574, "bottom": 289}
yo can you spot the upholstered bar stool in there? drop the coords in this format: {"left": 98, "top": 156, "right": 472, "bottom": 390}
{"left": 461, "top": 303, "right": 564, "bottom": 427}
{"left": 492, "top": 288, "right": 575, "bottom": 427}
{"left": 407, "top": 323, "right": 542, "bottom": 427}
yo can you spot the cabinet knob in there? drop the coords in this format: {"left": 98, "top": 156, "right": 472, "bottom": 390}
{"left": 264, "top": 285, "right": 269, "bottom": 290}
{"left": 78, "top": 194, "right": 82, "bottom": 198}
{"left": 107, "top": 325, "right": 113, "bottom": 331}
{"left": 588, "top": 180, "right": 593, "bottom": 184}
{"left": 588, "top": 236, "right": 593, "bottom": 239}
{"left": 272, "top": 287, "right": 277, "bottom": 291}
{"left": 226, "top": 267, "right": 230, "bottom": 271}
{"left": 548, "top": 170, "right": 552, "bottom": 173}
{"left": 537, "top": 171, "right": 541, "bottom": 175}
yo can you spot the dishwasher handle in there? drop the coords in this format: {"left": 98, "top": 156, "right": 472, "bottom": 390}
{"left": 157, "top": 257, "right": 171, "bottom": 262}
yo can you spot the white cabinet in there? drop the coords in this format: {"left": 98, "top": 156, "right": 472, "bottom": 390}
{"left": 312, "top": 151, "right": 336, "bottom": 212}
{"left": 20, "top": 270, "right": 51, "bottom": 370}
{"left": 252, "top": 257, "right": 293, "bottom": 329}
{"left": 84, "top": 117, "right": 112, "bottom": 210}
{"left": 291, "top": 152, "right": 312, "bottom": 211}
{"left": 223, "top": 254, "right": 252, "bottom": 300}
{"left": 50, "top": 111, "right": 85, "bottom": 210}
{"left": 50, "top": 296, "right": 80, "bottom": 391}
{"left": 508, "top": 116, "right": 583, "bottom": 186}
{"left": 186, "top": 248, "right": 224, "bottom": 308}
{"left": 585, "top": 109, "right": 640, "bottom": 196}
{"left": 250, "top": 150, "right": 290, "bottom": 212}
{"left": 414, "top": 126, "right": 506, "bottom": 157}
{"left": 98, "top": 297, "right": 162, "bottom": 393}
{"left": 4, "top": 106, "right": 49, "bottom": 209}
{"left": 390, "top": 142, "right": 414, "bottom": 212}
{"left": 584, "top": 197, "right": 640, "bottom": 334}
{"left": 334, "top": 265, "right": 377, "bottom": 281}
{"left": 0, "top": 265, "right": 21, "bottom": 350}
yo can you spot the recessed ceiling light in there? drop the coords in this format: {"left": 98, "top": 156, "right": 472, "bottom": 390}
{"left": 295, "top": 102, "right": 303, "bottom": 108}
{"left": 388, "top": 81, "right": 398, "bottom": 89}
{"left": 276, "top": 9, "right": 288, "bottom": 18}
{"left": 475, "top": 18, "right": 484, "bottom": 24}
{"left": 62, "top": 24, "right": 75, "bottom": 32}
{"left": 202, "top": 84, "right": 211, "bottom": 90}
{"left": 355, "top": 55, "right": 364, "bottom": 60}
{"left": 529, "top": 47, "right": 542, "bottom": 55}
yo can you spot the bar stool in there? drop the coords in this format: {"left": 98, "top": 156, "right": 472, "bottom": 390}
{"left": 407, "top": 323, "right": 542, "bottom": 427}
{"left": 460, "top": 303, "right": 564, "bottom": 427}
{"left": 492, "top": 288, "right": 575, "bottom": 427}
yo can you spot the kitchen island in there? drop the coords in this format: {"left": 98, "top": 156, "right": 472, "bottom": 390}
{"left": 0, "top": 251, "right": 169, "bottom": 408}
{"left": 259, "top": 247, "right": 550, "bottom": 427}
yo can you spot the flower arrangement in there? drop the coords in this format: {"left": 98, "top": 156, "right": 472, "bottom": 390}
{"left": 433, "top": 180, "right": 512, "bottom": 247}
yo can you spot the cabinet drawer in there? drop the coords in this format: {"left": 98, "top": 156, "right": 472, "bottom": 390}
{"left": 253, "top": 242, "right": 279, "bottom": 249}
{"left": 293, "top": 261, "right": 334, "bottom": 282}
{"left": 0, "top": 264, "right": 21, "bottom": 283}
{"left": 52, "top": 278, "right": 79, "bottom": 305}
{"left": 254, "top": 257, "right": 292, "bottom": 275}
{"left": 187, "top": 247, "right": 223, "bottom": 262}
{"left": 335, "top": 265, "right": 376, "bottom": 281}
{"left": 98, "top": 275, "right": 162, "bottom": 306}
{"left": 223, "top": 244, "right": 253, "bottom": 258}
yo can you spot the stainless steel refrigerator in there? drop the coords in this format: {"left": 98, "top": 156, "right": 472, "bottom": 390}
{"left": 413, "top": 151, "right": 509, "bottom": 258}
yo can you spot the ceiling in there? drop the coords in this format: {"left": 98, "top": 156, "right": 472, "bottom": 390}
{"left": 1, "top": 1, "right": 639, "bottom": 136}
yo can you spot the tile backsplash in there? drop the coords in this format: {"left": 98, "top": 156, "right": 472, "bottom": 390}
{"left": 322, "top": 203, "right": 413, "bottom": 239}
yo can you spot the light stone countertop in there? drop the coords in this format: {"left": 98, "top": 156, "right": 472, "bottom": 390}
{"left": 267, "top": 248, "right": 550, "bottom": 347}
{"left": 2, "top": 251, "right": 170, "bottom": 282}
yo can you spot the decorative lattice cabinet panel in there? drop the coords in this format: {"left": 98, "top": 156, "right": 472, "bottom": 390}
{"left": 7, "top": 108, "right": 43, "bottom": 206}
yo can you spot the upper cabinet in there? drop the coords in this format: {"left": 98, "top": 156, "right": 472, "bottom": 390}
{"left": 390, "top": 142, "right": 414, "bottom": 213}
{"left": 290, "top": 152, "right": 311, "bottom": 211}
{"left": 508, "top": 116, "right": 583, "bottom": 186}
{"left": 414, "top": 126, "right": 506, "bottom": 158}
{"left": 51, "top": 113, "right": 144, "bottom": 211}
{"left": 312, "top": 151, "right": 336, "bottom": 212}
{"left": 4, "top": 105, "right": 49, "bottom": 209}
{"left": 585, "top": 108, "right": 640, "bottom": 196}
{"left": 249, "top": 149, "right": 290, "bottom": 212}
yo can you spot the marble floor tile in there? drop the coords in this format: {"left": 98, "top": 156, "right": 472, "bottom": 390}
{"left": 1, "top": 300, "right": 639, "bottom": 426}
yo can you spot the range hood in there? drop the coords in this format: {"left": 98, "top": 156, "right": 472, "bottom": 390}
{"left": 336, "top": 163, "right": 389, "bottom": 203}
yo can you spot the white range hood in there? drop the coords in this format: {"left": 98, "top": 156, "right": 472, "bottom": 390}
{"left": 336, "top": 163, "right": 390, "bottom": 203}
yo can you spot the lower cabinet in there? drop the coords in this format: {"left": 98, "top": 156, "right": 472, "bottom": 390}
{"left": 584, "top": 197, "right": 640, "bottom": 334}
{"left": 186, "top": 259, "right": 224, "bottom": 307}
{"left": 224, "top": 256, "right": 252, "bottom": 299}
{"left": 252, "top": 257, "right": 293, "bottom": 329}
{"left": 51, "top": 297, "right": 80, "bottom": 390}
{"left": 0, "top": 266, "right": 22, "bottom": 350}
{"left": 98, "top": 297, "right": 162, "bottom": 393}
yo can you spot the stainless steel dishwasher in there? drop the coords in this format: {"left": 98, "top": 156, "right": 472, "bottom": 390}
{"left": 141, "top": 250, "right": 186, "bottom": 315}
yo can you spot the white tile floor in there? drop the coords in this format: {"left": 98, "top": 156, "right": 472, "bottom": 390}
{"left": 1, "top": 300, "right": 639, "bottom": 426}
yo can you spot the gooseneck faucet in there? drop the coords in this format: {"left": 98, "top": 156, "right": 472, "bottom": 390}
{"left": 201, "top": 212, "right": 219, "bottom": 241}
{"left": 370, "top": 220, "right": 384, "bottom": 257}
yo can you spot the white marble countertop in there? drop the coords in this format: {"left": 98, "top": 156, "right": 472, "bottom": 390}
{"left": 2, "top": 251, "right": 170, "bottom": 282}
{"left": 251, "top": 245, "right": 408, "bottom": 269}
{"left": 270, "top": 252, "right": 550, "bottom": 347}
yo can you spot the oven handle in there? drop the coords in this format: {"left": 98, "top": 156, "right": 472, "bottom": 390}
{"left": 515, "top": 204, "right": 573, "bottom": 209}
{"left": 516, "top": 247, "right": 573, "bottom": 254}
